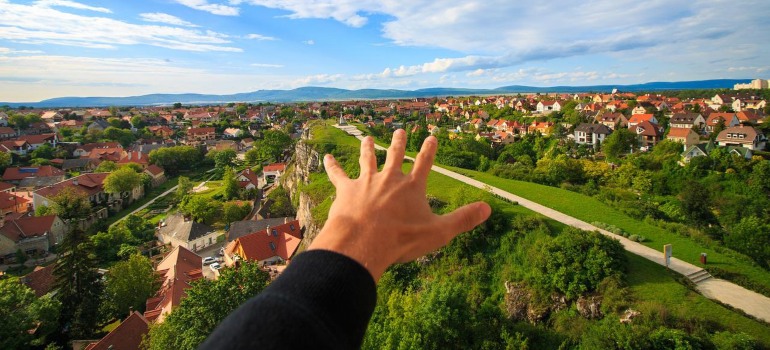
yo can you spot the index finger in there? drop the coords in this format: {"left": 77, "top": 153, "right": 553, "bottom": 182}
{"left": 410, "top": 136, "right": 437, "bottom": 185}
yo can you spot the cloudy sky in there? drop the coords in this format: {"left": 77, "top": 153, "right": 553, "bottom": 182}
{"left": 0, "top": 0, "right": 768, "bottom": 102}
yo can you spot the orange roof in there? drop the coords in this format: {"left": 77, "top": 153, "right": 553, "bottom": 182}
{"left": 0, "top": 191, "right": 28, "bottom": 209}
{"left": 187, "top": 127, "right": 215, "bottom": 135}
{"left": 263, "top": 163, "right": 287, "bottom": 172}
{"left": 145, "top": 164, "right": 164, "bottom": 176}
{"left": 628, "top": 114, "right": 654, "bottom": 124}
{"left": 85, "top": 311, "right": 149, "bottom": 350}
{"left": 667, "top": 128, "right": 694, "bottom": 138}
{"left": 145, "top": 246, "right": 202, "bottom": 323}
{"left": 3, "top": 165, "right": 65, "bottom": 181}
{"left": 225, "top": 220, "right": 302, "bottom": 262}
{"left": 22, "top": 264, "right": 55, "bottom": 297}
{"left": 0, "top": 214, "right": 58, "bottom": 243}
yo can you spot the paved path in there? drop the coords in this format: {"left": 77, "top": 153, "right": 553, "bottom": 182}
{"left": 334, "top": 124, "right": 770, "bottom": 323}
{"left": 111, "top": 184, "right": 178, "bottom": 226}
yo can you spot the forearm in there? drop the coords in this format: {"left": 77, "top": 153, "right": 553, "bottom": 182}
{"left": 199, "top": 250, "right": 377, "bottom": 350}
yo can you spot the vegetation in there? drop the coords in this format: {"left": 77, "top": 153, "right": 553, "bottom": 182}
{"left": 103, "top": 254, "right": 158, "bottom": 319}
{"left": 0, "top": 278, "right": 61, "bottom": 348}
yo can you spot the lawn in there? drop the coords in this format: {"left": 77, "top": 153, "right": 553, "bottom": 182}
{"left": 437, "top": 166, "right": 770, "bottom": 294}
{"left": 105, "top": 176, "right": 180, "bottom": 226}
{"left": 423, "top": 163, "right": 770, "bottom": 347}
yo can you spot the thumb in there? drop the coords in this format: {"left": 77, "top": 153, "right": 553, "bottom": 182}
{"left": 440, "top": 201, "right": 492, "bottom": 239}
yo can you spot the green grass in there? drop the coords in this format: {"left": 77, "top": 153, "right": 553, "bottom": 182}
{"left": 423, "top": 163, "right": 770, "bottom": 347}
{"left": 105, "top": 176, "right": 179, "bottom": 226}
{"left": 436, "top": 166, "right": 770, "bottom": 294}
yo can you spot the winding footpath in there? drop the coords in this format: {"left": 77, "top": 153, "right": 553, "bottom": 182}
{"left": 335, "top": 124, "right": 770, "bottom": 324}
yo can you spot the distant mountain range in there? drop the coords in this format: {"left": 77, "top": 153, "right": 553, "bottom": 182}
{"left": 1, "top": 79, "right": 750, "bottom": 108}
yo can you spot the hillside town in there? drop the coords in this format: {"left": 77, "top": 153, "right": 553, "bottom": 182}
{"left": 1, "top": 80, "right": 770, "bottom": 349}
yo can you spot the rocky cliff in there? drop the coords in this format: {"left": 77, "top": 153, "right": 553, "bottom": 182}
{"left": 281, "top": 128, "right": 323, "bottom": 251}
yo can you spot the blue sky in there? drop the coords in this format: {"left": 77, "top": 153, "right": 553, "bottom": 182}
{"left": 0, "top": 0, "right": 768, "bottom": 102}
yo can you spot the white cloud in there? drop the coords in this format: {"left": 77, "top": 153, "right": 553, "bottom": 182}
{"left": 728, "top": 66, "right": 769, "bottom": 73}
{"left": 0, "top": 47, "right": 44, "bottom": 54}
{"left": 302, "top": 39, "right": 315, "bottom": 45}
{"left": 173, "top": 0, "right": 239, "bottom": 16}
{"left": 294, "top": 74, "right": 343, "bottom": 85}
{"left": 245, "top": 33, "right": 277, "bottom": 41}
{"left": 140, "top": 13, "right": 198, "bottom": 27}
{"left": 251, "top": 63, "right": 283, "bottom": 68}
{"left": 234, "top": 0, "right": 770, "bottom": 78}
{"left": 33, "top": 0, "right": 111, "bottom": 13}
{"left": 0, "top": 2, "right": 241, "bottom": 52}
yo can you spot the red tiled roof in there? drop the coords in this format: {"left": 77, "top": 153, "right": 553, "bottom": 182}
{"left": 667, "top": 128, "right": 694, "bottom": 139}
{"left": 144, "top": 246, "right": 203, "bottom": 322}
{"left": 22, "top": 264, "right": 55, "bottom": 297}
{"left": 628, "top": 114, "right": 655, "bottom": 124}
{"left": 18, "top": 133, "right": 56, "bottom": 145}
{"left": 3, "top": 166, "right": 65, "bottom": 181}
{"left": 632, "top": 121, "right": 663, "bottom": 137}
{"left": 0, "top": 126, "right": 15, "bottom": 134}
{"left": 34, "top": 173, "right": 109, "bottom": 199}
{"left": 263, "top": 163, "right": 286, "bottom": 172}
{"left": 118, "top": 151, "right": 149, "bottom": 165}
{"left": 77, "top": 142, "right": 122, "bottom": 153}
{"left": 0, "top": 181, "right": 14, "bottom": 191}
{"left": 0, "top": 214, "right": 57, "bottom": 243}
{"left": 225, "top": 220, "right": 302, "bottom": 262}
{"left": 145, "top": 164, "right": 164, "bottom": 176}
{"left": 0, "top": 191, "right": 28, "bottom": 209}
{"left": 237, "top": 168, "right": 259, "bottom": 187}
{"left": 187, "top": 127, "right": 215, "bottom": 135}
{"left": 84, "top": 311, "right": 149, "bottom": 350}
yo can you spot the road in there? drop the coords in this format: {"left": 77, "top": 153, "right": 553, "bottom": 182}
{"left": 334, "top": 124, "right": 770, "bottom": 323}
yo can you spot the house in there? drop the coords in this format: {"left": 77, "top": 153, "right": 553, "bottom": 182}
{"left": 223, "top": 219, "right": 302, "bottom": 267}
{"left": 186, "top": 127, "right": 216, "bottom": 145}
{"left": 732, "top": 98, "right": 767, "bottom": 112}
{"left": 240, "top": 138, "right": 254, "bottom": 149}
{"left": 33, "top": 173, "right": 135, "bottom": 216}
{"left": 0, "top": 214, "right": 67, "bottom": 262}
{"left": 669, "top": 113, "right": 705, "bottom": 130}
{"left": 263, "top": 163, "right": 287, "bottom": 184}
{"left": 147, "top": 125, "right": 174, "bottom": 138}
{"left": 183, "top": 112, "right": 219, "bottom": 123}
{"left": 118, "top": 151, "right": 150, "bottom": 168}
{"left": 0, "top": 191, "right": 30, "bottom": 216}
{"left": 528, "top": 121, "right": 553, "bottom": 135}
{"left": 144, "top": 246, "right": 203, "bottom": 323}
{"left": 237, "top": 168, "right": 259, "bottom": 190}
{"left": 86, "top": 147, "right": 125, "bottom": 162}
{"left": 21, "top": 264, "right": 55, "bottom": 297}
{"left": 666, "top": 128, "right": 700, "bottom": 148}
{"left": 681, "top": 143, "right": 714, "bottom": 163}
{"left": 705, "top": 113, "right": 740, "bottom": 133}
{"left": 631, "top": 121, "right": 664, "bottom": 148}
{"left": 40, "top": 111, "right": 63, "bottom": 121}
{"left": 0, "top": 112, "right": 8, "bottom": 126}
{"left": 61, "top": 158, "right": 99, "bottom": 173}
{"left": 715, "top": 125, "right": 767, "bottom": 150}
{"left": 88, "top": 119, "right": 111, "bottom": 132}
{"left": 3, "top": 166, "right": 65, "bottom": 185}
{"left": 0, "top": 140, "right": 31, "bottom": 155}
{"left": 144, "top": 165, "right": 166, "bottom": 187}
{"left": 0, "top": 126, "right": 16, "bottom": 140}
{"left": 227, "top": 217, "right": 294, "bottom": 241}
{"left": 595, "top": 112, "right": 628, "bottom": 130}
{"left": 536, "top": 100, "right": 562, "bottom": 113}
{"left": 83, "top": 311, "right": 149, "bottom": 350}
{"left": 18, "top": 133, "right": 58, "bottom": 149}
{"left": 57, "top": 119, "right": 84, "bottom": 129}
{"left": 574, "top": 123, "right": 612, "bottom": 148}
{"left": 736, "top": 111, "right": 763, "bottom": 124}
{"left": 156, "top": 213, "right": 219, "bottom": 252}
{"left": 223, "top": 128, "right": 243, "bottom": 138}
{"left": 27, "top": 122, "right": 52, "bottom": 135}
{"left": 73, "top": 142, "right": 123, "bottom": 157}
{"left": 627, "top": 114, "right": 657, "bottom": 127}
{"left": 0, "top": 181, "right": 13, "bottom": 192}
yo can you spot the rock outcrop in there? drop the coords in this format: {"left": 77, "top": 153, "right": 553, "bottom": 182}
{"left": 281, "top": 128, "right": 323, "bottom": 251}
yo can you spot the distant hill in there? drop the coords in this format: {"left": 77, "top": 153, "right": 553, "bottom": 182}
{"left": 1, "top": 79, "right": 751, "bottom": 108}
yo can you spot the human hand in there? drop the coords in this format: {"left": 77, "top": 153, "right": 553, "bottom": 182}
{"left": 308, "top": 129, "right": 492, "bottom": 281}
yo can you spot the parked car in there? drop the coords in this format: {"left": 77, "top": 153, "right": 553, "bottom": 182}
{"left": 210, "top": 262, "right": 222, "bottom": 271}
{"left": 203, "top": 257, "right": 216, "bottom": 265}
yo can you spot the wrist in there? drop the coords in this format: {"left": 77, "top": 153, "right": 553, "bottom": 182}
{"left": 308, "top": 217, "right": 390, "bottom": 281}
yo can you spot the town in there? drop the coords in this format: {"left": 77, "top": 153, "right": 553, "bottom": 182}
{"left": 2, "top": 78, "right": 770, "bottom": 349}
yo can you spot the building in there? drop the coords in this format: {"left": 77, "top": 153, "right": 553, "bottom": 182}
{"left": 144, "top": 165, "right": 166, "bottom": 187}
{"left": 223, "top": 219, "right": 302, "bottom": 267}
{"left": 704, "top": 113, "right": 740, "bottom": 134}
{"left": 631, "top": 121, "right": 664, "bottom": 148}
{"left": 734, "top": 79, "right": 769, "bottom": 90}
{"left": 236, "top": 168, "right": 259, "bottom": 190}
{"left": 156, "top": 213, "right": 219, "bottom": 252}
{"left": 536, "top": 100, "right": 562, "bottom": 113}
{"left": 144, "top": 246, "right": 203, "bottom": 323}
{"left": 186, "top": 127, "right": 216, "bottom": 145}
{"left": 84, "top": 312, "right": 149, "bottom": 350}
{"left": 669, "top": 113, "right": 706, "bottom": 130}
{"left": 666, "top": 128, "right": 701, "bottom": 148}
{"left": 0, "top": 214, "right": 67, "bottom": 262}
{"left": 33, "top": 173, "right": 139, "bottom": 215}
{"left": 715, "top": 125, "right": 767, "bottom": 150}
{"left": 574, "top": 123, "right": 612, "bottom": 148}
{"left": 627, "top": 114, "right": 657, "bottom": 128}
{"left": 263, "top": 163, "right": 287, "bottom": 184}
{"left": 2, "top": 166, "right": 66, "bottom": 185}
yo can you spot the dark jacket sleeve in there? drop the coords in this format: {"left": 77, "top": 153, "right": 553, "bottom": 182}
{"left": 198, "top": 250, "right": 377, "bottom": 350}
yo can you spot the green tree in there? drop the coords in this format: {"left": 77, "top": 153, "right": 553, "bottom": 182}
{"left": 49, "top": 187, "right": 92, "bottom": 221}
{"left": 149, "top": 146, "right": 202, "bottom": 175}
{"left": 0, "top": 151, "right": 11, "bottom": 172}
{"left": 94, "top": 160, "right": 118, "bottom": 172}
{"left": 103, "top": 167, "right": 143, "bottom": 197}
{"left": 603, "top": 128, "right": 637, "bottom": 161}
{"left": 222, "top": 201, "right": 251, "bottom": 223}
{"left": 102, "top": 126, "right": 135, "bottom": 146}
{"left": 249, "top": 129, "right": 292, "bottom": 164}
{"left": 103, "top": 254, "right": 158, "bottom": 319}
{"left": 0, "top": 278, "right": 61, "bottom": 348}
{"left": 54, "top": 228, "right": 102, "bottom": 339}
{"left": 265, "top": 186, "right": 295, "bottom": 217}
{"left": 130, "top": 115, "right": 145, "bottom": 129}
{"left": 221, "top": 166, "right": 239, "bottom": 200}
{"left": 91, "top": 225, "right": 135, "bottom": 263}
{"left": 176, "top": 176, "right": 193, "bottom": 201}
{"left": 145, "top": 261, "right": 270, "bottom": 350}
{"left": 235, "top": 104, "right": 248, "bottom": 115}
{"left": 212, "top": 149, "right": 237, "bottom": 169}
{"left": 678, "top": 181, "right": 715, "bottom": 226}
{"left": 30, "top": 142, "right": 55, "bottom": 159}
{"left": 531, "top": 228, "right": 627, "bottom": 300}
{"left": 724, "top": 216, "right": 770, "bottom": 268}
{"left": 180, "top": 196, "right": 220, "bottom": 224}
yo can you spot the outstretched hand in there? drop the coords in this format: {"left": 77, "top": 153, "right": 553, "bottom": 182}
{"left": 308, "top": 129, "right": 492, "bottom": 281}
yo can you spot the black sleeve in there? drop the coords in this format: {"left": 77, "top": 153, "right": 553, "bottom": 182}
{"left": 198, "top": 250, "right": 377, "bottom": 350}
